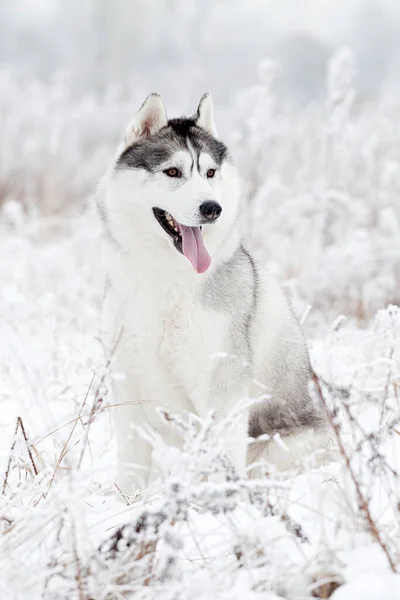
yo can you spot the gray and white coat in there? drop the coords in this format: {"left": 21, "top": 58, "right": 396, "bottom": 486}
{"left": 98, "top": 93, "right": 329, "bottom": 495}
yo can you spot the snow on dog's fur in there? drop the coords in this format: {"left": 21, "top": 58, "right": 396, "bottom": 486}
{"left": 98, "top": 93, "right": 329, "bottom": 495}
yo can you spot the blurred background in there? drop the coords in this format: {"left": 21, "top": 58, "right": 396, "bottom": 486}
{"left": 1, "top": 0, "right": 400, "bottom": 318}
{"left": 3, "top": 0, "right": 400, "bottom": 104}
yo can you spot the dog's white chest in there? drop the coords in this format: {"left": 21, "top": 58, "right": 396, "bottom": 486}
{"left": 103, "top": 275, "right": 228, "bottom": 407}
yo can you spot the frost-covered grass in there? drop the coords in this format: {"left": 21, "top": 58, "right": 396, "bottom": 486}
{"left": 1, "top": 51, "right": 400, "bottom": 598}
{"left": 233, "top": 50, "right": 400, "bottom": 318}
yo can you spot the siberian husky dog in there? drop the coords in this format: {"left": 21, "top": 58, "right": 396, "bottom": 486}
{"left": 98, "top": 93, "right": 329, "bottom": 495}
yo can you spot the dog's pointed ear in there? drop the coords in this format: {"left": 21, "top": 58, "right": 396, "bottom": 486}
{"left": 195, "top": 93, "right": 217, "bottom": 137}
{"left": 123, "top": 94, "right": 168, "bottom": 149}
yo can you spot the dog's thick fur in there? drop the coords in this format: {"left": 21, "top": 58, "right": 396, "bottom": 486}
{"left": 98, "top": 93, "right": 328, "bottom": 495}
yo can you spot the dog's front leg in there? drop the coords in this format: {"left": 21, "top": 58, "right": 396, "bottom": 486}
{"left": 216, "top": 403, "right": 248, "bottom": 478}
{"left": 191, "top": 387, "right": 249, "bottom": 480}
{"left": 114, "top": 401, "right": 152, "bottom": 496}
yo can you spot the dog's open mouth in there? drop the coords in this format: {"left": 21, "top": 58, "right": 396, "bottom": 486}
{"left": 153, "top": 207, "right": 211, "bottom": 274}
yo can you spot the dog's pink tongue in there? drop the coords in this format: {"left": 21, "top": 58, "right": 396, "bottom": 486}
{"left": 179, "top": 225, "right": 211, "bottom": 273}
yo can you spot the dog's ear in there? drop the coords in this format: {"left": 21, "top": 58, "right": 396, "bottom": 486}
{"left": 123, "top": 94, "right": 168, "bottom": 149}
{"left": 195, "top": 93, "right": 217, "bottom": 137}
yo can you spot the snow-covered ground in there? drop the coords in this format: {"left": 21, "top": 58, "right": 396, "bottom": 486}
{"left": 1, "top": 49, "right": 400, "bottom": 598}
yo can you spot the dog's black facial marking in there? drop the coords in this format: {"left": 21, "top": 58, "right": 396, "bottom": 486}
{"left": 152, "top": 207, "right": 183, "bottom": 254}
{"left": 117, "top": 143, "right": 173, "bottom": 172}
{"left": 116, "top": 117, "right": 228, "bottom": 173}
{"left": 168, "top": 118, "right": 228, "bottom": 166}
{"left": 166, "top": 117, "right": 197, "bottom": 138}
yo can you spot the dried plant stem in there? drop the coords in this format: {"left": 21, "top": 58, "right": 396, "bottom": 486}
{"left": 2, "top": 421, "right": 18, "bottom": 496}
{"left": 312, "top": 372, "right": 397, "bottom": 573}
{"left": 77, "top": 327, "right": 124, "bottom": 470}
{"left": 39, "top": 329, "right": 123, "bottom": 500}
{"left": 43, "top": 372, "right": 95, "bottom": 499}
{"left": 2, "top": 416, "right": 38, "bottom": 496}
{"left": 17, "top": 416, "right": 38, "bottom": 476}
{"left": 71, "top": 518, "right": 86, "bottom": 600}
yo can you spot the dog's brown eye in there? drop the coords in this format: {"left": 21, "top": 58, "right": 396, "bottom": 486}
{"left": 207, "top": 169, "right": 216, "bottom": 178}
{"left": 164, "top": 168, "right": 181, "bottom": 178}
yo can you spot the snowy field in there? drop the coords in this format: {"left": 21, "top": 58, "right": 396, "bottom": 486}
{"left": 1, "top": 47, "right": 400, "bottom": 598}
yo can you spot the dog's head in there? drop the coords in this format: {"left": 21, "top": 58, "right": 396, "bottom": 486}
{"left": 104, "top": 94, "right": 240, "bottom": 274}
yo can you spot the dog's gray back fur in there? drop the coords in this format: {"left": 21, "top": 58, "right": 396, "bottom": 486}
{"left": 201, "top": 243, "right": 326, "bottom": 440}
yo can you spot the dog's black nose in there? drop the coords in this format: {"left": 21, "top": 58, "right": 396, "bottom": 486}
{"left": 199, "top": 201, "right": 222, "bottom": 222}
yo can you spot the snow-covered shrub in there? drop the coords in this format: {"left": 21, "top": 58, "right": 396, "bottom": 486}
{"left": 231, "top": 48, "right": 400, "bottom": 318}
{"left": 0, "top": 70, "right": 147, "bottom": 214}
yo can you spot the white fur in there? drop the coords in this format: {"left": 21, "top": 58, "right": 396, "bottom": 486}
{"left": 101, "top": 159, "right": 246, "bottom": 492}
{"left": 196, "top": 93, "right": 218, "bottom": 137}
{"left": 247, "top": 429, "right": 335, "bottom": 478}
{"left": 100, "top": 94, "right": 330, "bottom": 495}
{"left": 122, "top": 93, "right": 168, "bottom": 150}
